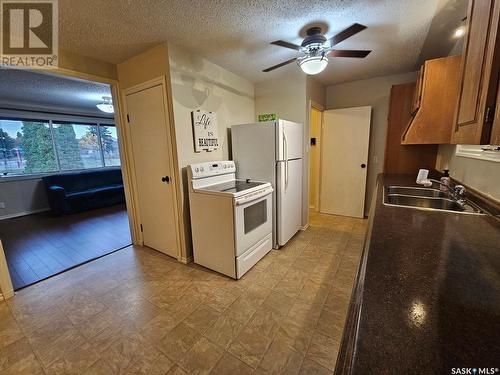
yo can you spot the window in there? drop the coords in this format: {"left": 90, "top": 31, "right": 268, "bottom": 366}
{"left": 0, "top": 116, "right": 121, "bottom": 176}
{"left": 456, "top": 145, "right": 500, "bottom": 163}
{"left": 0, "top": 119, "right": 57, "bottom": 175}
{"left": 53, "top": 123, "right": 102, "bottom": 170}
{"left": 244, "top": 200, "right": 267, "bottom": 234}
{"left": 100, "top": 126, "right": 120, "bottom": 167}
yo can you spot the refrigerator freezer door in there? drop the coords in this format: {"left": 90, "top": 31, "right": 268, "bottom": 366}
{"left": 277, "top": 120, "right": 303, "bottom": 161}
{"left": 231, "top": 123, "right": 276, "bottom": 184}
{"left": 276, "top": 159, "right": 302, "bottom": 246}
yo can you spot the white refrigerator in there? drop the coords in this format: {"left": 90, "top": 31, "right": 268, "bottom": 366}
{"left": 231, "top": 119, "right": 303, "bottom": 248}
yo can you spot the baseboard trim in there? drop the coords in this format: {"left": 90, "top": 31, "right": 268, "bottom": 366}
{"left": 0, "top": 288, "right": 14, "bottom": 300}
{"left": 301, "top": 223, "right": 310, "bottom": 231}
{"left": 0, "top": 208, "right": 50, "bottom": 221}
{"left": 180, "top": 256, "right": 193, "bottom": 264}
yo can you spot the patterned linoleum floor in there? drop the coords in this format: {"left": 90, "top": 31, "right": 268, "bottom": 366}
{"left": 0, "top": 212, "right": 367, "bottom": 374}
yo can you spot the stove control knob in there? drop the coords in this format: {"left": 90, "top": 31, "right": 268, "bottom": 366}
{"left": 195, "top": 167, "right": 199, "bottom": 173}
{"left": 200, "top": 167, "right": 204, "bottom": 172}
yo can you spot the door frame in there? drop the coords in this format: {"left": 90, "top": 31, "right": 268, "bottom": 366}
{"left": 45, "top": 66, "right": 142, "bottom": 249}
{"left": 120, "top": 77, "right": 183, "bottom": 261}
{"left": 0, "top": 240, "right": 14, "bottom": 300}
{"left": 0, "top": 65, "right": 144, "bottom": 297}
{"left": 307, "top": 100, "right": 324, "bottom": 213}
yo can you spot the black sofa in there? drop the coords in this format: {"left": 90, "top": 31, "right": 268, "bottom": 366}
{"left": 42, "top": 168, "right": 125, "bottom": 215}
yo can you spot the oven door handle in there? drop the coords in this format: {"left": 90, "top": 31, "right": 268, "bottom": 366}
{"left": 235, "top": 187, "right": 273, "bottom": 206}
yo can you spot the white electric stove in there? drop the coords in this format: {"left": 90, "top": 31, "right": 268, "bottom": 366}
{"left": 187, "top": 161, "right": 273, "bottom": 279}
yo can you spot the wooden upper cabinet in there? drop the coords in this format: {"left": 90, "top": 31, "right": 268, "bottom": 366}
{"left": 402, "top": 55, "right": 462, "bottom": 144}
{"left": 452, "top": 0, "right": 500, "bottom": 144}
{"left": 385, "top": 82, "right": 437, "bottom": 173}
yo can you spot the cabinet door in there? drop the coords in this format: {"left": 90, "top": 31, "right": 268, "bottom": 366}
{"left": 452, "top": 0, "right": 500, "bottom": 144}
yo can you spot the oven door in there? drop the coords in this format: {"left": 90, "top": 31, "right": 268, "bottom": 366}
{"left": 234, "top": 188, "right": 273, "bottom": 256}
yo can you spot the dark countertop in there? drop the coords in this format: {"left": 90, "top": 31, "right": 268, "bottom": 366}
{"left": 336, "top": 174, "right": 500, "bottom": 374}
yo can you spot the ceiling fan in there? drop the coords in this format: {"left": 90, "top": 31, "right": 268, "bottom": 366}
{"left": 263, "top": 23, "right": 372, "bottom": 75}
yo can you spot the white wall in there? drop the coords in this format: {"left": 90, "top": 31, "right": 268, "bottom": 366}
{"left": 436, "top": 145, "right": 500, "bottom": 202}
{"left": 307, "top": 77, "right": 326, "bottom": 109}
{"left": 168, "top": 44, "right": 255, "bottom": 257}
{"left": 325, "top": 71, "right": 417, "bottom": 213}
{"left": 255, "top": 71, "right": 307, "bottom": 126}
{"left": 0, "top": 178, "right": 48, "bottom": 219}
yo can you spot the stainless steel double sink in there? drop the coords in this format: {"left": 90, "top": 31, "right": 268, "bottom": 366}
{"left": 384, "top": 186, "right": 484, "bottom": 215}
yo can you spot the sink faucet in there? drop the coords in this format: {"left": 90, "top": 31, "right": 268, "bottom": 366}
{"left": 416, "top": 169, "right": 467, "bottom": 205}
{"left": 428, "top": 179, "right": 467, "bottom": 205}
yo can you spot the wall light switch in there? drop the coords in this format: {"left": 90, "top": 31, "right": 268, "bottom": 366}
{"left": 0, "top": 202, "right": 5, "bottom": 209}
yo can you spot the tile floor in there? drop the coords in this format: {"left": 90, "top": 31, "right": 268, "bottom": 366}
{"left": 0, "top": 212, "right": 366, "bottom": 374}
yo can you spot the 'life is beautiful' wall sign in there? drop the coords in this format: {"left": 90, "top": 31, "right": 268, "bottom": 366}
{"left": 191, "top": 110, "right": 219, "bottom": 152}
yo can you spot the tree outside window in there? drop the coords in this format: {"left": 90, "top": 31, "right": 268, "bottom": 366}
{"left": 21, "top": 121, "right": 58, "bottom": 173}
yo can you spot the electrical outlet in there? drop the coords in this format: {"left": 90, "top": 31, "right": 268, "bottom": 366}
{"left": 0, "top": 202, "right": 5, "bottom": 209}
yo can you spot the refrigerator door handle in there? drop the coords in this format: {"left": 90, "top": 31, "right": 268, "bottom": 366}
{"left": 283, "top": 131, "right": 288, "bottom": 161}
{"left": 285, "top": 160, "right": 289, "bottom": 189}
{"left": 283, "top": 131, "right": 289, "bottom": 189}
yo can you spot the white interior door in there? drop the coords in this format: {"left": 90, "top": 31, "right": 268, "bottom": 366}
{"left": 125, "top": 84, "right": 178, "bottom": 257}
{"left": 320, "top": 106, "right": 371, "bottom": 218}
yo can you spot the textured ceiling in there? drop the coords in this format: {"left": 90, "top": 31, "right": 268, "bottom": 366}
{"left": 0, "top": 69, "right": 112, "bottom": 117}
{"left": 58, "top": 0, "right": 466, "bottom": 85}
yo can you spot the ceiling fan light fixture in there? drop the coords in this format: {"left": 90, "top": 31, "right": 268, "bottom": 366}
{"left": 96, "top": 96, "right": 114, "bottom": 114}
{"left": 298, "top": 55, "right": 328, "bottom": 75}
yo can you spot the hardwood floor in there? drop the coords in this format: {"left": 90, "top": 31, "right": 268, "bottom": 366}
{"left": 0, "top": 204, "right": 132, "bottom": 290}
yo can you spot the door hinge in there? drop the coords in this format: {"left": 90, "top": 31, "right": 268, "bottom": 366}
{"left": 485, "top": 106, "right": 495, "bottom": 123}
{"left": 140, "top": 224, "right": 143, "bottom": 232}
{"left": 127, "top": 114, "right": 130, "bottom": 123}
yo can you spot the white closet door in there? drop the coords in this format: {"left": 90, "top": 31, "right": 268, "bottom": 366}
{"left": 125, "top": 84, "right": 178, "bottom": 257}
{"left": 320, "top": 106, "right": 371, "bottom": 218}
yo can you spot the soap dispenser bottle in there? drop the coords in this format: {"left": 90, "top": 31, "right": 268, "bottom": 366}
{"left": 440, "top": 170, "right": 451, "bottom": 192}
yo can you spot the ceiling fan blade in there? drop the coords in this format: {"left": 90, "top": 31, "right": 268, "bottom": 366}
{"left": 271, "top": 40, "right": 301, "bottom": 51}
{"left": 262, "top": 58, "right": 297, "bottom": 72}
{"left": 327, "top": 49, "right": 372, "bottom": 58}
{"left": 329, "top": 23, "right": 367, "bottom": 46}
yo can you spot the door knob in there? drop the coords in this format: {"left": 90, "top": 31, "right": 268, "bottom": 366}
{"left": 161, "top": 176, "right": 170, "bottom": 183}
{"left": 361, "top": 164, "right": 366, "bottom": 168}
